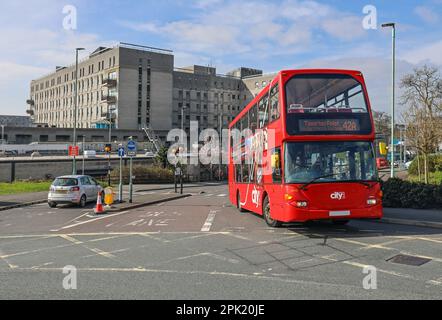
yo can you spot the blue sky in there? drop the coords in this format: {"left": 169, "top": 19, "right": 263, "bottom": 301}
{"left": 0, "top": 0, "right": 441, "bottom": 116}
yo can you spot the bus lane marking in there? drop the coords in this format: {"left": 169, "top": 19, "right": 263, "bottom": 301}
{"left": 201, "top": 210, "right": 218, "bottom": 232}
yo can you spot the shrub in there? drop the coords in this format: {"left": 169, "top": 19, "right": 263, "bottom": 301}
{"left": 382, "top": 178, "right": 442, "bottom": 209}
{"left": 110, "top": 165, "right": 174, "bottom": 184}
{"left": 408, "top": 154, "right": 442, "bottom": 175}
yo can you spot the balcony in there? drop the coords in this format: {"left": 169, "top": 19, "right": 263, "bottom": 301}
{"left": 102, "top": 78, "right": 117, "bottom": 87}
{"left": 26, "top": 109, "right": 34, "bottom": 116}
{"left": 26, "top": 99, "right": 35, "bottom": 106}
{"left": 101, "top": 112, "right": 117, "bottom": 120}
{"left": 101, "top": 95, "right": 117, "bottom": 104}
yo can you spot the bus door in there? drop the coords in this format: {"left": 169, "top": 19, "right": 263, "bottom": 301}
{"left": 269, "top": 146, "right": 284, "bottom": 215}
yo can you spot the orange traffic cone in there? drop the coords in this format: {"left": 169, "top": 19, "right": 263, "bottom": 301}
{"left": 94, "top": 191, "right": 105, "bottom": 214}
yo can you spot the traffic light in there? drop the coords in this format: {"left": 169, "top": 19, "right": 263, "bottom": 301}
{"left": 104, "top": 144, "right": 112, "bottom": 153}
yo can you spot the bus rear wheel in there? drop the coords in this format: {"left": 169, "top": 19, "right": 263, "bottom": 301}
{"left": 263, "top": 196, "right": 282, "bottom": 228}
{"left": 237, "top": 191, "right": 246, "bottom": 213}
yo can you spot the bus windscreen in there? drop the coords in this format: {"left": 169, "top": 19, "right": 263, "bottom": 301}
{"left": 285, "top": 74, "right": 372, "bottom": 135}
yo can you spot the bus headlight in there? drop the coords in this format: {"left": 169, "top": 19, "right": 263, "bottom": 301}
{"left": 367, "top": 198, "right": 377, "bottom": 205}
{"left": 296, "top": 201, "right": 308, "bottom": 208}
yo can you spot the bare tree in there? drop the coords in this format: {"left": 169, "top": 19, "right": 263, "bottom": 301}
{"left": 401, "top": 65, "right": 442, "bottom": 183}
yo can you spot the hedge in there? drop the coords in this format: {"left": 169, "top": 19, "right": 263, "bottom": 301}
{"left": 408, "top": 154, "right": 442, "bottom": 175}
{"left": 382, "top": 178, "right": 442, "bottom": 209}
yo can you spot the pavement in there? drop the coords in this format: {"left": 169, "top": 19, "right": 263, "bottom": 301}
{"left": 0, "top": 184, "right": 441, "bottom": 299}
{"left": 382, "top": 208, "right": 442, "bottom": 229}
{"left": 0, "top": 192, "right": 48, "bottom": 210}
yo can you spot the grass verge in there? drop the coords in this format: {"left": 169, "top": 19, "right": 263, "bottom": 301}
{"left": 0, "top": 181, "right": 52, "bottom": 195}
{"left": 408, "top": 171, "right": 442, "bottom": 185}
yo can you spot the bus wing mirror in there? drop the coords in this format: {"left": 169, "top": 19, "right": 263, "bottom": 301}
{"left": 271, "top": 154, "right": 280, "bottom": 169}
{"left": 379, "top": 142, "right": 387, "bottom": 156}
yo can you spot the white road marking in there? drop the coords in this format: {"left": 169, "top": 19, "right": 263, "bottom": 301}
{"left": 201, "top": 211, "right": 216, "bottom": 232}
{"left": 217, "top": 194, "right": 227, "bottom": 197}
{"left": 52, "top": 211, "right": 130, "bottom": 231}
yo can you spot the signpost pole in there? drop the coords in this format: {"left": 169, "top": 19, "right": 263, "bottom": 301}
{"left": 174, "top": 164, "right": 177, "bottom": 193}
{"left": 129, "top": 157, "right": 133, "bottom": 203}
{"left": 118, "top": 144, "right": 124, "bottom": 203}
{"left": 127, "top": 137, "right": 136, "bottom": 204}
{"left": 180, "top": 166, "right": 183, "bottom": 195}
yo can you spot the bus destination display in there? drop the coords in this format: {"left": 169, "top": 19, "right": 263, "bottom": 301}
{"left": 298, "top": 119, "right": 360, "bottom": 132}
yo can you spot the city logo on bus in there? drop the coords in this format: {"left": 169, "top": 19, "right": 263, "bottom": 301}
{"left": 330, "top": 192, "right": 346, "bottom": 200}
{"left": 252, "top": 186, "right": 260, "bottom": 208}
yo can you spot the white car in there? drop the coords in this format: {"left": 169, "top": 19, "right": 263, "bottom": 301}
{"left": 144, "top": 151, "right": 156, "bottom": 158}
{"left": 405, "top": 160, "right": 413, "bottom": 169}
{"left": 48, "top": 175, "right": 103, "bottom": 208}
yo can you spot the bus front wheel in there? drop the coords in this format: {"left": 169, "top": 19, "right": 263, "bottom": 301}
{"left": 332, "top": 220, "right": 349, "bottom": 226}
{"left": 263, "top": 196, "right": 282, "bottom": 228}
{"left": 237, "top": 191, "right": 246, "bottom": 213}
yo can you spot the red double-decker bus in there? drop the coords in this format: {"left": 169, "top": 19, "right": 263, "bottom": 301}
{"left": 228, "top": 69, "right": 383, "bottom": 227}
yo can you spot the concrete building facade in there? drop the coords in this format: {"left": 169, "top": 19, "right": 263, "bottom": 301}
{"left": 27, "top": 43, "right": 275, "bottom": 141}
{"left": 0, "top": 115, "right": 33, "bottom": 127}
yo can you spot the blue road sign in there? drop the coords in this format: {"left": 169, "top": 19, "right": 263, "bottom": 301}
{"left": 127, "top": 140, "right": 137, "bottom": 157}
{"left": 127, "top": 140, "right": 136, "bottom": 151}
{"left": 118, "top": 147, "right": 125, "bottom": 157}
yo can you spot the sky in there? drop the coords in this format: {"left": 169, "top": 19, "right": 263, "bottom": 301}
{"left": 0, "top": 0, "right": 441, "bottom": 116}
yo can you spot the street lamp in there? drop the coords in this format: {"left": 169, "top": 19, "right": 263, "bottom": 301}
{"left": 82, "top": 135, "right": 86, "bottom": 175}
{"left": 72, "top": 47, "right": 85, "bottom": 175}
{"left": 107, "top": 104, "right": 113, "bottom": 186}
{"left": 1, "top": 125, "right": 5, "bottom": 153}
{"left": 382, "top": 22, "right": 396, "bottom": 178}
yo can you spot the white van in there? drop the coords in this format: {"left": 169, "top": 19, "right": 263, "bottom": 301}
{"left": 83, "top": 150, "right": 97, "bottom": 158}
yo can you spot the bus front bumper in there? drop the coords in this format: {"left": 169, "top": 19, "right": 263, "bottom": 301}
{"left": 279, "top": 203, "right": 383, "bottom": 223}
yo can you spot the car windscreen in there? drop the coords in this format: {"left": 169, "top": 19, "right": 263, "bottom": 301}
{"left": 52, "top": 178, "right": 78, "bottom": 186}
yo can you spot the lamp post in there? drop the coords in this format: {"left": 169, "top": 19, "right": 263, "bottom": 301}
{"left": 107, "top": 104, "right": 112, "bottom": 187}
{"left": 381, "top": 22, "right": 396, "bottom": 178}
{"left": 82, "top": 135, "right": 86, "bottom": 175}
{"left": 72, "top": 47, "right": 85, "bottom": 175}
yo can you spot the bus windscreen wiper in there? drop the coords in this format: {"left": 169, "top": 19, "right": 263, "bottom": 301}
{"left": 299, "top": 173, "right": 338, "bottom": 190}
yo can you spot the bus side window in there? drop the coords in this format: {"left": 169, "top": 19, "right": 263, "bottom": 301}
{"left": 272, "top": 147, "right": 282, "bottom": 183}
{"left": 241, "top": 156, "right": 249, "bottom": 183}
{"left": 241, "top": 111, "right": 249, "bottom": 132}
{"left": 249, "top": 104, "right": 258, "bottom": 133}
{"left": 270, "top": 85, "right": 280, "bottom": 122}
{"left": 258, "top": 94, "right": 269, "bottom": 128}
{"left": 235, "top": 163, "right": 242, "bottom": 183}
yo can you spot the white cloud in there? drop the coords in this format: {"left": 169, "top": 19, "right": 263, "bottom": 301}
{"left": 414, "top": 6, "right": 439, "bottom": 24}
{"left": 303, "top": 56, "right": 416, "bottom": 115}
{"left": 403, "top": 40, "right": 442, "bottom": 65}
{"left": 0, "top": 0, "right": 115, "bottom": 114}
{"left": 122, "top": 0, "right": 368, "bottom": 59}
{"left": 321, "top": 16, "right": 367, "bottom": 41}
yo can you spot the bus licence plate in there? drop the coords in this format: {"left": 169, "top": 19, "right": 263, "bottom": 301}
{"left": 329, "top": 211, "right": 350, "bottom": 217}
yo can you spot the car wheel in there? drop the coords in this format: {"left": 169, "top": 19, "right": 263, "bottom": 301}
{"left": 237, "top": 191, "right": 246, "bottom": 213}
{"left": 48, "top": 202, "right": 57, "bottom": 208}
{"left": 263, "top": 196, "right": 282, "bottom": 228}
{"left": 79, "top": 195, "right": 87, "bottom": 208}
{"left": 332, "top": 220, "right": 349, "bottom": 226}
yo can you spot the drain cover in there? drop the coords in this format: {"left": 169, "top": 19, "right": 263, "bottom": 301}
{"left": 387, "top": 254, "right": 431, "bottom": 266}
